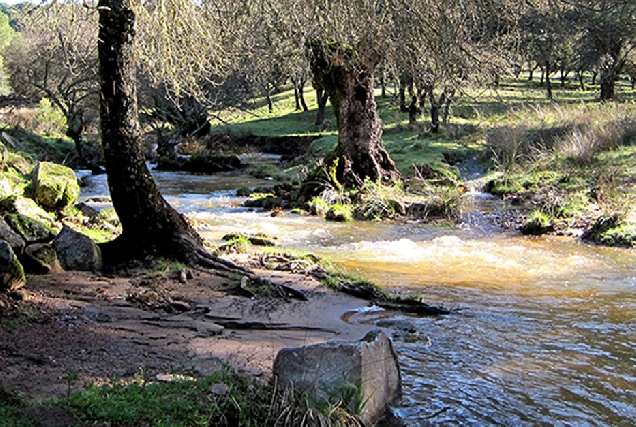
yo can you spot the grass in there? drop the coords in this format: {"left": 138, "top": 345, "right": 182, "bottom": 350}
{"left": 0, "top": 364, "right": 368, "bottom": 426}
{"left": 59, "top": 368, "right": 275, "bottom": 426}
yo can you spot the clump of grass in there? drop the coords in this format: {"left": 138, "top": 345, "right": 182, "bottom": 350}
{"left": 142, "top": 258, "right": 188, "bottom": 280}
{"left": 0, "top": 366, "right": 368, "bottom": 426}
{"left": 486, "top": 124, "right": 529, "bottom": 174}
{"left": 354, "top": 179, "right": 405, "bottom": 221}
{"left": 275, "top": 382, "right": 365, "bottom": 427}
{"left": 520, "top": 210, "right": 554, "bottom": 235}
{"left": 0, "top": 385, "right": 30, "bottom": 426}
{"left": 325, "top": 202, "right": 353, "bottom": 222}
{"left": 308, "top": 195, "right": 330, "bottom": 216}
{"left": 216, "top": 234, "right": 253, "bottom": 254}
{"left": 594, "top": 221, "right": 636, "bottom": 247}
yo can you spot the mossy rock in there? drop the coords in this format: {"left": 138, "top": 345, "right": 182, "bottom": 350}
{"left": 32, "top": 161, "right": 80, "bottom": 211}
{"left": 244, "top": 195, "right": 282, "bottom": 209}
{"left": 222, "top": 233, "right": 277, "bottom": 247}
{"left": 583, "top": 216, "right": 636, "bottom": 247}
{"left": 0, "top": 176, "right": 14, "bottom": 202}
{"left": 0, "top": 240, "right": 25, "bottom": 292}
{"left": 236, "top": 186, "right": 253, "bottom": 197}
{"left": 3, "top": 196, "right": 56, "bottom": 225}
{"left": 23, "top": 243, "right": 62, "bottom": 274}
{"left": 4, "top": 213, "right": 54, "bottom": 244}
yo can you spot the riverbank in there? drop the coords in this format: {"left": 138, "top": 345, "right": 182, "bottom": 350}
{"left": 1, "top": 266, "right": 386, "bottom": 401}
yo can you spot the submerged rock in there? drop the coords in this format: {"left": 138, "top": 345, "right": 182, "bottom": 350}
{"left": 273, "top": 330, "right": 401, "bottom": 425}
{"left": 32, "top": 161, "right": 80, "bottom": 211}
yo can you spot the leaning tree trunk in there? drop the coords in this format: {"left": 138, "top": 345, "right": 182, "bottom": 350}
{"left": 310, "top": 42, "right": 400, "bottom": 188}
{"left": 97, "top": 0, "right": 207, "bottom": 265}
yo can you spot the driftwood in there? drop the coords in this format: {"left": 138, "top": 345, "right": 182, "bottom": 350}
{"left": 333, "top": 278, "right": 453, "bottom": 316}
{"left": 212, "top": 320, "right": 336, "bottom": 333}
{"left": 375, "top": 299, "right": 452, "bottom": 316}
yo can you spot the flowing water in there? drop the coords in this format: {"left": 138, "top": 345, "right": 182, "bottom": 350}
{"left": 80, "top": 165, "right": 636, "bottom": 426}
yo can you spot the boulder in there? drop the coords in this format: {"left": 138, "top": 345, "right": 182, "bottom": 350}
{"left": 53, "top": 225, "right": 102, "bottom": 271}
{"left": 2, "top": 196, "right": 56, "bottom": 225}
{"left": 0, "top": 215, "right": 25, "bottom": 254}
{"left": 273, "top": 330, "right": 401, "bottom": 425}
{"left": 32, "top": 161, "right": 80, "bottom": 211}
{"left": 0, "top": 240, "right": 25, "bottom": 292}
{"left": 4, "top": 213, "right": 54, "bottom": 244}
{"left": 23, "top": 243, "right": 62, "bottom": 274}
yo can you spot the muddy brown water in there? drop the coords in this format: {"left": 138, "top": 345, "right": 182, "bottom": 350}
{"left": 80, "top": 165, "right": 636, "bottom": 426}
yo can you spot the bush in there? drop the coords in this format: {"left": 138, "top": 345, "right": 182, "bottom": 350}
{"left": 34, "top": 98, "right": 66, "bottom": 135}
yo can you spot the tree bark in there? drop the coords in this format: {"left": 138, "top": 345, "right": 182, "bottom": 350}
{"left": 313, "top": 84, "right": 328, "bottom": 126}
{"left": 298, "top": 76, "right": 308, "bottom": 112}
{"left": 309, "top": 42, "right": 399, "bottom": 187}
{"left": 408, "top": 96, "right": 419, "bottom": 126}
{"left": 427, "top": 87, "right": 440, "bottom": 133}
{"left": 578, "top": 72, "right": 586, "bottom": 91}
{"left": 293, "top": 79, "right": 301, "bottom": 111}
{"left": 97, "top": 0, "right": 204, "bottom": 264}
{"left": 599, "top": 49, "right": 623, "bottom": 101}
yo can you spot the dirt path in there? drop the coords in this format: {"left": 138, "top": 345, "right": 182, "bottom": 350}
{"left": 0, "top": 268, "right": 381, "bottom": 402}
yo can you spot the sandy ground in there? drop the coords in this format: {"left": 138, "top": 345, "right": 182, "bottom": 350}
{"left": 0, "top": 267, "right": 384, "bottom": 402}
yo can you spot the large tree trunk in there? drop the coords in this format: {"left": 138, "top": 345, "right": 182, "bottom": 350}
{"left": 599, "top": 44, "right": 625, "bottom": 102}
{"left": 97, "top": 0, "right": 205, "bottom": 265}
{"left": 310, "top": 42, "right": 400, "bottom": 188}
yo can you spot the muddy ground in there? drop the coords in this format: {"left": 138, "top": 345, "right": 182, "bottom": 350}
{"left": 0, "top": 267, "right": 381, "bottom": 402}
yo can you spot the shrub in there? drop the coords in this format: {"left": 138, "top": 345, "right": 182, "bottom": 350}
{"left": 34, "top": 98, "right": 66, "bottom": 135}
{"left": 486, "top": 125, "right": 529, "bottom": 174}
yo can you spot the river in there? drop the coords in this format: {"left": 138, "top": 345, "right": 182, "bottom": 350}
{"left": 79, "top": 165, "right": 636, "bottom": 426}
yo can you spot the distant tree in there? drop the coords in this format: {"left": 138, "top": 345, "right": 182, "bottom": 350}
{"left": 569, "top": 0, "right": 636, "bottom": 100}
{"left": 0, "top": 10, "right": 16, "bottom": 95}
{"left": 519, "top": 0, "right": 576, "bottom": 99}
{"left": 4, "top": 2, "right": 99, "bottom": 165}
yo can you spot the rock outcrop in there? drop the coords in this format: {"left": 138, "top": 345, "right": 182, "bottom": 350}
{"left": 273, "top": 330, "right": 401, "bottom": 425}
